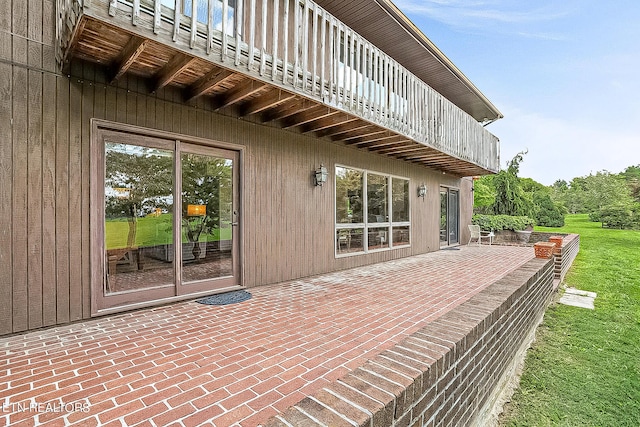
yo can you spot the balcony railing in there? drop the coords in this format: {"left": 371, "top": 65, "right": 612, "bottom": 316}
{"left": 57, "top": 0, "right": 500, "bottom": 173}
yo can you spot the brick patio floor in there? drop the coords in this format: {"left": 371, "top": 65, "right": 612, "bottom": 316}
{"left": 0, "top": 245, "right": 533, "bottom": 427}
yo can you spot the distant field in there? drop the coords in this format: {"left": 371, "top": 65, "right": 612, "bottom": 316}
{"left": 105, "top": 214, "right": 231, "bottom": 249}
{"left": 500, "top": 214, "right": 640, "bottom": 426}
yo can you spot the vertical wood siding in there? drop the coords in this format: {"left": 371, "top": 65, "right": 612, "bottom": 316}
{"left": 2, "top": 30, "right": 472, "bottom": 334}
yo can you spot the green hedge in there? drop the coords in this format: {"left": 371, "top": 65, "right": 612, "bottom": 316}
{"left": 472, "top": 214, "right": 535, "bottom": 231}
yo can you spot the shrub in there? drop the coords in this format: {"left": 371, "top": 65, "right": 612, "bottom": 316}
{"left": 533, "top": 193, "right": 565, "bottom": 227}
{"left": 595, "top": 203, "right": 639, "bottom": 229}
{"left": 472, "top": 214, "right": 535, "bottom": 231}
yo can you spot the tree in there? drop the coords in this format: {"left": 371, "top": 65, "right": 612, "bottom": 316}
{"left": 492, "top": 151, "right": 534, "bottom": 217}
{"left": 533, "top": 192, "right": 565, "bottom": 227}
{"left": 472, "top": 176, "right": 495, "bottom": 215}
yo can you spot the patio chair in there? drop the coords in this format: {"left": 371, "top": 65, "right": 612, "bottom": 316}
{"left": 468, "top": 224, "right": 493, "bottom": 245}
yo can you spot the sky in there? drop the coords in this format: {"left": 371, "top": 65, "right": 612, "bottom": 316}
{"left": 395, "top": 0, "right": 640, "bottom": 185}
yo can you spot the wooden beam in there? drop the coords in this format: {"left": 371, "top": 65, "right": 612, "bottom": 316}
{"left": 302, "top": 115, "right": 359, "bottom": 134}
{"left": 213, "top": 80, "right": 266, "bottom": 111}
{"left": 336, "top": 129, "right": 388, "bottom": 143}
{"left": 261, "top": 99, "right": 316, "bottom": 122}
{"left": 110, "top": 36, "right": 147, "bottom": 84}
{"left": 153, "top": 54, "right": 197, "bottom": 92}
{"left": 186, "top": 68, "right": 235, "bottom": 102}
{"left": 316, "top": 121, "right": 371, "bottom": 138}
{"left": 283, "top": 108, "right": 339, "bottom": 129}
{"left": 239, "top": 89, "right": 297, "bottom": 117}
{"left": 351, "top": 132, "right": 398, "bottom": 146}
{"left": 375, "top": 144, "right": 425, "bottom": 155}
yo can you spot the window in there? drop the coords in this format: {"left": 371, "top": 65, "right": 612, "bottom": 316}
{"left": 335, "top": 166, "right": 410, "bottom": 255}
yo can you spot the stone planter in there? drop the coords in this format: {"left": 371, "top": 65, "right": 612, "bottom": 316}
{"left": 515, "top": 230, "right": 532, "bottom": 244}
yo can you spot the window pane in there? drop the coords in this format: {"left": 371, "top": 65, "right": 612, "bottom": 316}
{"left": 181, "top": 153, "right": 234, "bottom": 282}
{"left": 336, "top": 228, "right": 364, "bottom": 254}
{"left": 336, "top": 167, "right": 363, "bottom": 224}
{"left": 393, "top": 226, "right": 410, "bottom": 246}
{"left": 367, "top": 227, "right": 389, "bottom": 251}
{"left": 367, "top": 173, "right": 388, "bottom": 223}
{"left": 104, "top": 143, "right": 174, "bottom": 293}
{"left": 392, "top": 178, "right": 409, "bottom": 222}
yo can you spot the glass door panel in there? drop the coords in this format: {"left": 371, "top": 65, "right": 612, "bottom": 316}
{"left": 440, "top": 190, "right": 448, "bottom": 245}
{"left": 179, "top": 145, "right": 239, "bottom": 292}
{"left": 440, "top": 187, "right": 459, "bottom": 246}
{"left": 104, "top": 142, "right": 175, "bottom": 294}
{"left": 448, "top": 189, "right": 459, "bottom": 245}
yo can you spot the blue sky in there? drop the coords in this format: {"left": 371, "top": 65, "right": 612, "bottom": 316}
{"left": 396, "top": 0, "right": 640, "bottom": 185}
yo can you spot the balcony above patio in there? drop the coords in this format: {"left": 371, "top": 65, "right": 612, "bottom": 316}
{"left": 56, "top": 0, "right": 501, "bottom": 176}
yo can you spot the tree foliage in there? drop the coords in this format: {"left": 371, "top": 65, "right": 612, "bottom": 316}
{"left": 492, "top": 151, "right": 534, "bottom": 217}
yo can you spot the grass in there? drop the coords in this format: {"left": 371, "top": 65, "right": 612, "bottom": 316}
{"left": 105, "top": 214, "right": 232, "bottom": 249}
{"left": 500, "top": 214, "right": 640, "bottom": 426}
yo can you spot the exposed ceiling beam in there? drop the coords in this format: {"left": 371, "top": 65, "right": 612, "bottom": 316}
{"left": 110, "top": 36, "right": 146, "bottom": 84}
{"left": 213, "top": 80, "right": 266, "bottom": 111}
{"left": 261, "top": 99, "right": 317, "bottom": 122}
{"left": 339, "top": 129, "right": 389, "bottom": 143}
{"left": 239, "top": 89, "right": 297, "bottom": 117}
{"left": 375, "top": 144, "right": 426, "bottom": 155}
{"left": 154, "top": 53, "right": 197, "bottom": 92}
{"left": 283, "top": 108, "right": 340, "bottom": 129}
{"left": 302, "top": 115, "right": 359, "bottom": 134}
{"left": 351, "top": 132, "right": 399, "bottom": 146}
{"left": 186, "top": 68, "right": 235, "bottom": 102}
{"left": 315, "top": 121, "right": 370, "bottom": 138}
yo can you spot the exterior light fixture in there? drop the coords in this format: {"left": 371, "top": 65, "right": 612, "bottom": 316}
{"left": 417, "top": 183, "right": 427, "bottom": 198}
{"left": 314, "top": 164, "right": 328, "bottom": 186}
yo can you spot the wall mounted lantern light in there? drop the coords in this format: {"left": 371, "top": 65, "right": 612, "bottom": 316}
{"left": 314, "top": 164, "right": 328, "bottom": 186}
{"left": 417, "top": 183, "right": 427, "bottom": 198}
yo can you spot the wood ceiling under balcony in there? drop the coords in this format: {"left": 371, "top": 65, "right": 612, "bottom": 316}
{"left": 65, "top": 16, "right": 492, "bottom": 177}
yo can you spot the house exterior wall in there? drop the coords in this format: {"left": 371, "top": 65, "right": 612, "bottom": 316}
{"left": 1, "top": 1, "right": 474, "bottom": 335}
{"left": 0, "top": 62, "right": 472, "bottom": 336}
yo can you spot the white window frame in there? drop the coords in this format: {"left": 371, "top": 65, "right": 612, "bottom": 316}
{"left": 335, "top": 165, "right": 411, "bottom": 257}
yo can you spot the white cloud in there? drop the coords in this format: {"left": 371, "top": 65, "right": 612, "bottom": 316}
{"left": 488, "top": 105, "right": 640, "bottom": 185}
{"left": 394, "top": 0, "right": 571, "bottom": 32}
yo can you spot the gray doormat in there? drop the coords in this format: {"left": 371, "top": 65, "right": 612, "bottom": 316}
{"left": 196, "top": 290, "right": 252, "bottom": 306}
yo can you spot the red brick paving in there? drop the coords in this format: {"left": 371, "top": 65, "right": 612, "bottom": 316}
{"left": 0, "top": 245, "right": 533, "bottom": 426}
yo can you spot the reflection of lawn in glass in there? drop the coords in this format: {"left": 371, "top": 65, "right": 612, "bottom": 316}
{"left": 105, "top": 214, "right": 231, "bottom": 250}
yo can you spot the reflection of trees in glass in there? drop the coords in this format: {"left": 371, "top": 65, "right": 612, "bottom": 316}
{"left": 105, "top": 143, "right": 173, "bottom": 248}
{"left": 181, "top": 154, "right": 233, "bottom": 243}
{"left": 336, "top": 167, "right": 363, "bottom": 223}
{"left": 105, "top": 144, "right": 173, "bottom": 219}
{"left": 367, "top": 174, "right": 387, "bottom": 222}
{"left": 392, "top": 178, "right": 409, "bottom": 222}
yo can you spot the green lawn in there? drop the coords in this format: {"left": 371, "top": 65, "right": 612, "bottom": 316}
{"left": 105, "top": 214, "right": 232, "bottom": 249}
{"left": 500, "top": 214, "right": 640, "bottom": 426}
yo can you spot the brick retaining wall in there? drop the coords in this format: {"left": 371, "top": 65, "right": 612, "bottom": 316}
{"left": 553, "top": 234, "right": 579, "bottom": 282}
{"left": 265, "top": 258, "right": 556, "bottom": 427}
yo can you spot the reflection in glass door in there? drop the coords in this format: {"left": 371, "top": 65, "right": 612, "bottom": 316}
{"left": 95, "top": 128, "right": 240, "bottom": 313}
{"left": 440, "top": 187, "right": 459, "bottom": 246}
{"left": 104, "top": 141, "right": 175, "bottom": 295}
{"left": 179, "top": 145, "right": 238, "bottom": 293}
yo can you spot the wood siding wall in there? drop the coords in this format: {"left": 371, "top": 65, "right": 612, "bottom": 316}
{"left": 2, "top": 8, "right": 471, "bottom": 335}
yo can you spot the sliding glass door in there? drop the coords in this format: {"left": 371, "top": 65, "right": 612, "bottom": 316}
{"left": 93, "top": 128, "right": 240, "bottom": 313}
{"left": 440, "top": 187, "right": 459, "bottom": 247}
